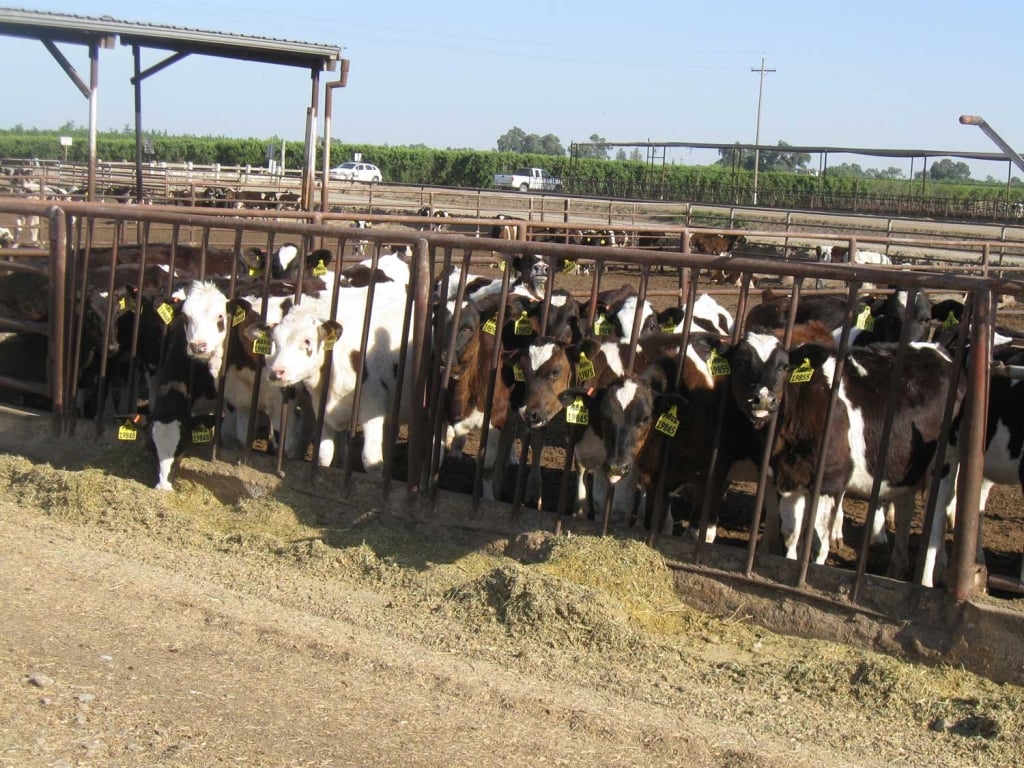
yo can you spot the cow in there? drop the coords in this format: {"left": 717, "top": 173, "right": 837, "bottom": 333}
{"left": 262, "top": 280, "right": 413, "bottom": 473}
{"left": 579, "top": 284, "right": 657, "bottom": 342}
{"left": 690, "top": 232, "right": 747, "bottom": 285}
{"left": 236, "top": 243, "right": 335, "bottom": 282}
{"left": 726, "top": 330, "right": 964, "bottom": 570}
{"left": 657, "top": 293, "right": 735, "bottom": 337}
{"left": 922, "top": 344, "right": 1024, "bottom": 587}
{"left": 148, "top": 308, "right": 219, "bottom": 491}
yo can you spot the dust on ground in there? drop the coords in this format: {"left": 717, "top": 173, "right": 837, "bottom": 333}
{"left": 1, "top": 443, "right": 1023, "bottom": 768}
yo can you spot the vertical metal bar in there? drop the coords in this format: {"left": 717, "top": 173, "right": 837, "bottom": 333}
{"left": 132, "top": 45, "right": 144, "bottom": 205}
{"left": 948, "top": 288, "right": 992, "bottom": 602}
{"left": 46, "top": 206, "right": 67, "bottom": 435}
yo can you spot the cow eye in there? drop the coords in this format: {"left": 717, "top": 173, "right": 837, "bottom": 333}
{"left": 216, "top": 315, "right": 225, "bottom": 333}
{"left": 549, "top": 367, "right": 561, "bottom": 380}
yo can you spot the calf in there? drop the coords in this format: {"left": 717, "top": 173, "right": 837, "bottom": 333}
{"left": 657, "top": 293, "right": 735, "bottom": 337}
{"left": 149, "top": 310, "right": 219, "bottom": 490}
{"left": 727, "top": 331, "right": 963, "bottom": 570}
{"left": 923, "top": 344, "right": 1024, "bottom": 587}
{"left": 262, "top": 281, "right": 413, "bottom": 472}
{"left": 690, "top": 232, "right": 747, "bottom": 285}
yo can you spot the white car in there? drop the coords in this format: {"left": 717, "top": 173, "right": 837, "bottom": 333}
{"left": 329, "top": 161, "right": 382, "bottom": 183}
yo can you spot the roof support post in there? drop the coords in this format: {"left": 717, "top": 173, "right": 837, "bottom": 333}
{"left": 132, "top": 44, "right": 144, "bottom": 204}
{"left": 321, "top": 59, "right": 350, "bottom": 214}
{"left": 87, "top": 41, "right": 99, "bottom": 202}
{"left": 301, "top": 67, "right": 321, "bottom": 211}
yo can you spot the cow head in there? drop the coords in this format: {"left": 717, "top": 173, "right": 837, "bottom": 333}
{"left": 514, "top": 336, "right": 588, "bottom": 428}
{"left": 559, "top": 366, "right": 674, "bottom": 483}
{"left": 265, "top": 308, "right": 342, "bottom": 389}
{"left": 180, "top": 281, "right": 230, "bottom": 369}
{"left": 725, "top": 331, "right": 789, "bottom": 427}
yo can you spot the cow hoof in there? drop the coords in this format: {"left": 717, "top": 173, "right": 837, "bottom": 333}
{"left": 155, "top": 480, "right": 173, "bottom": 491}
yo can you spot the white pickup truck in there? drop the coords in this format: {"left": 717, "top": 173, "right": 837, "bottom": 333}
{"left": 493, "top": 167, "right": 563, "bottom": 193}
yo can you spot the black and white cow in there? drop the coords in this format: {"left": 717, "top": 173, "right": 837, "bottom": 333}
{"left": 922, "top": 344, "right": 1024, "bottom": 587}
{"left": 726, "top": 330, "right": 964, "bottom": 570}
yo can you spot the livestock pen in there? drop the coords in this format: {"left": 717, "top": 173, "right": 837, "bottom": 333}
{"left": 1, "top": 195, "right": 1023, "bottom": 682}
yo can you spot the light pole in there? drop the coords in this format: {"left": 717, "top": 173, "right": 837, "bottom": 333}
{"left": 751, "top": 56, "right": 776, "bottom": 205}
{"left": 959, "top": 114, "right": 1024, "bottom": 176}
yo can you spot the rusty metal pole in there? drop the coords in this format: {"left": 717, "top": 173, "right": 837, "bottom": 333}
{"left": 321, "top": 60, "right": 350, "bottom": 215}
{"left": 948, "top": 287, "right": 992, "bottom": 601}
{"left": 46, "top": 206, "right": 67, "bottom": 436}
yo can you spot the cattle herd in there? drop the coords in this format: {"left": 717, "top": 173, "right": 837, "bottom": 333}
{"left": 0, "top": 224, "right": 1021, "bottom": 592}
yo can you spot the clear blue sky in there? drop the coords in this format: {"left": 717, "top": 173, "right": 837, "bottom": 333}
{"left": 2, "top": 1, "right": 1021, "bottom": 179}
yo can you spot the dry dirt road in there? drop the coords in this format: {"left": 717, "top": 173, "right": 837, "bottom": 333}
{"left": 1, "top": 445, "right": 1022, "bottom": 768}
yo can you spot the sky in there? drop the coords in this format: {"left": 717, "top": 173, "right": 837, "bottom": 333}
{"left": 1, "top": 1, "right": 1022, "bottom": 179}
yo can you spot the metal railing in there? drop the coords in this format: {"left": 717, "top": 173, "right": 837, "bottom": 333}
{"left": 0, "top": 196, "right": 1020, "bottom": 614}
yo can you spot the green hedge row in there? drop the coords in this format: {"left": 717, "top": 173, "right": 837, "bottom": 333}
{"left": 0, "top": 129, "right": 1018, "bottom": 206}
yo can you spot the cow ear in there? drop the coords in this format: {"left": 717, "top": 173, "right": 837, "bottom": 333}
{"left": 511, "top": 255, "right": 524, "bottom": 274}
{"left": 558, "top": 386, "right": 593, "bottom": 408}
{"left": 227, "top": 297, "right": 253, "bottom": 315}
{"left": 238, "top": 246, "right": 265, "bottom": 271}
{"left": 318, "top": 320, "right": 343, "bottom": 343}
{"left": 640, "top": 361, "right": 671, "bottom": 394}
{"left": 239, "top": 320, "right": 269, "bottom": 345}
{"left": 654, "top": 391, "right": 688, "bottom": 415}
{"left": 306, "top": 248, "right": 334, "bottom": 269}
{"left": 789, "top": 343, "right": 831, "bottom": 369}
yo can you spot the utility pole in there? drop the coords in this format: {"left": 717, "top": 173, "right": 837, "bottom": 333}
{"left": 751, "top": 55, "right": 776, "bottom": 205}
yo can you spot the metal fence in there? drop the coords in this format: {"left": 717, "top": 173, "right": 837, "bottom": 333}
{"left": 1, "top": 197, "right": 1021, "bottom": 618}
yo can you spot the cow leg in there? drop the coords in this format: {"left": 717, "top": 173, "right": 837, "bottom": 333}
{"left": 761, "top": 484, "right": 782, "bottom": 555}
{"left": 887, "top": 492, "right": 918, "bottom": 581}
{"left": 524, "top": 428, "right": 546, "bottom": 509}
{"left": 480, "top": 425, "right": 502, "bottom": 501}
{"left": 152, "top": 419, "right": 181, "bottom": 491}
{"left": 813, "top": 495, "right": 838, "bottom": 565}
{"left": 829, "top": 492, "right": 846, "bottom": 550}
{"left": 359, "top": 415, "right": 387, "bottom": 477}
{"left": 778, "top": 491, "right": 805, "bottom": 560}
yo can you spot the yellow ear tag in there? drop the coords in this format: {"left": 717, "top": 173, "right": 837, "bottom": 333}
{"left": 251, "top": 438, "right": 269, "bottom": 452}
{"left": 312, "top": 259, "right": 328, "bottom": 277}
{"left": 482, "top": 315, "right": 497, "bottom": 335}
{"left": 577, "top": 352, "right": 595, "bottom": 381}
{"left": 655, "top": 405, "right": 679, "bottom": 437}
{"left": 789, "top": 357, "right": 815, "bottom": 384}
{"left": 562, "top": 260, "right": 577, "bottom": 275}
{"left": 252, "top": 332, "right": 272, "bottom": 356}
{"left": 856, "top": 305, "right": 875, "bottom": 331}
{"left": 118, "top": 296, "right": 134, "bottom": 312}
{"left": 191, "top": 424, "right": 212, "bottom": 444}
{"left": 513, "top": 363, "right": 525, "bottom": 382}
{"left": 514, "top": 311, "right": 533, "bottom": 336}
{"left": 942, "top": 310, "right": 959, "bottom": 330}
{"left": 709, "top": 349, "right": 731, "bottom": 377}
{"left": 498, "top": 260, "right": 506, "bottom": 272}
{"left": 232, "top": 305, "right": 246, "bottom": 327}
{"left": 566, "top": 397, "right": 589, "bottom": 425}
{"left": 248, "top": 266, "right": 263, "bottom": 278}
{"left": 156, "top": 302, "right": 175, "bottom": 325}
{"left": 661, "top": 320, "right": 677, "bottom": 332}
{"left": 117, "top": 420, "right": 138, "bottom": 441}
{"left": 323, "top": 329, "right": 336, "bottom": 352}
{"left": 594, "top": 313, "right": 615, "bottom": 336}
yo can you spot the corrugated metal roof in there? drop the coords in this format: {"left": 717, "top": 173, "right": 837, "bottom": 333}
{"left": 0, "top": 7, "right": 340, "bottom": 70}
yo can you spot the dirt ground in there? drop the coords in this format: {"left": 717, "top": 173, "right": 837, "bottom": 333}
{"left": 0, "top": 443, "right": 1023, "bottom": 768}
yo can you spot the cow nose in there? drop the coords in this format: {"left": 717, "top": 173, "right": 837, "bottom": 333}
{"left": 189, "top": 341, "right": 206, "bottom": 354}
{"left": 524, "top": 408, "right": 543, "bottom": 426}
{"left": 269, "top": 368, "right": 284, "bottom": 382}
{"left": 604, "top": 461, "right": 631, "bottom": 481}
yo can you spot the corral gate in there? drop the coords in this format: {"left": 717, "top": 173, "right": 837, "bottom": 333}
{"left": 0, "top": 198, "right": 1021, "bottom": 622}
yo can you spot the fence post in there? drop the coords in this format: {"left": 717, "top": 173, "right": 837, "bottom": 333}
{"left": 948, "top": 287, "right": 992, "bottom": 601}
{"left": 45, "top": 205, "right": 68, "bottom": 436}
